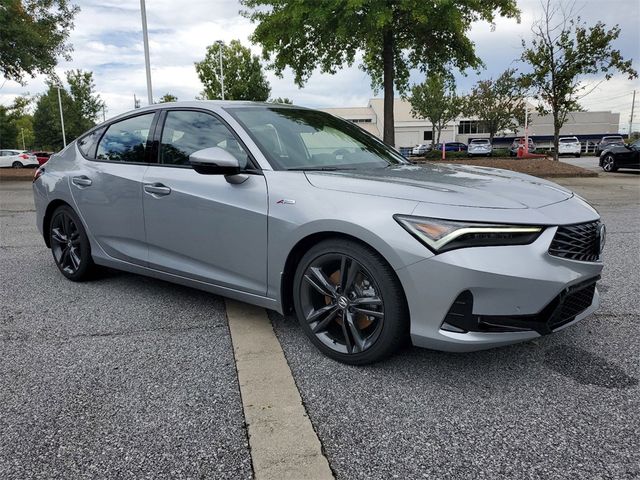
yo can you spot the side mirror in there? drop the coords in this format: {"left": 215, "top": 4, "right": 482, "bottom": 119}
{"left": 189, "top": 147, "right": 241, "bottom": 175}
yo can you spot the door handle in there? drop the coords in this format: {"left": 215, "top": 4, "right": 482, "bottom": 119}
{"left": 72, "top": 175, "right": 92, "bottom": 187}
{"left": 144, "top": 183, "right": 171, "bottom": 196}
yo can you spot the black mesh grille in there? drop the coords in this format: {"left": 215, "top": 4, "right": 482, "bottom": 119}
{"left": 549, "top": 221, "right": 601, "bottom": 262}
{"left": 548, "top": 282, "right": 596, "bottom": 330}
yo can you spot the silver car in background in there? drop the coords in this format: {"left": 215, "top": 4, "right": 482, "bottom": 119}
{"left": 467, "top": 138, "right": 493, "bottom": 156}
{"left": 32, "top": 101, "right": 604, "bottom": 364}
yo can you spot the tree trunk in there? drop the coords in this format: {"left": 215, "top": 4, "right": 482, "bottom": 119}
{"left": 382, "top": 29, "right": 395, "bottom": 147}
{"left": 431, "top": 124, "right": 436, "bottom": 148}
{"left": 553, "top": 123, "right": 560, "bottom": 161}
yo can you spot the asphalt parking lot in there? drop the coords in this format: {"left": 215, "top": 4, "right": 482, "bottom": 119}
{"left": 1, "top": 170, "right": 639, "bottom": 479}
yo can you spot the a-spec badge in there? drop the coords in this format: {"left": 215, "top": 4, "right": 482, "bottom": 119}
{"left": 276, "top": 199, "right": 296, "bottom": 205}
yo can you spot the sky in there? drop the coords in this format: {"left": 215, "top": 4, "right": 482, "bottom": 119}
{"left": 2, "top": 0, "right": 639, "bottom": 132}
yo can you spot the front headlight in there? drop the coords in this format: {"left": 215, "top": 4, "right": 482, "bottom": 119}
{"left": 394, "top": 215, "right": 544, "bottom": 253}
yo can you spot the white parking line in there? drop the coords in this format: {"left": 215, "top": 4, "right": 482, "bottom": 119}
{"left": 225, "top": 299, "right": 334, "bottom": 480}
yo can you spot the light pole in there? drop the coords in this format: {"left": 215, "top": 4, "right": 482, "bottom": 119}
{"left": 140, "top": 0, "right": 153, "bottom": 105}
{"left": 56, "top": 85, "right": 67, "bottom": 148}
{"left": 216, "top": 40, "right": 225, "bottom": 100}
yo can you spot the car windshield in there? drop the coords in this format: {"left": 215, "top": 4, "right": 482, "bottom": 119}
{"left": 560, "top": 138, "right": 578, "bottom": 143}
{"left": 471, "top": 139, "right": 489, "bottom": 145}
{"left": 226, "top": 107, "right": 406, "bottom": 170}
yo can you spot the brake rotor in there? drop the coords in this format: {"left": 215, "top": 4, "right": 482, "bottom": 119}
{"left": 325, "top": 270, "right": 373, "bottom": 329}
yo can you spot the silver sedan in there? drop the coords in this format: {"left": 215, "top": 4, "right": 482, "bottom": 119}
{"left": 32, "top": 101, "right": 604, "bottom": 364}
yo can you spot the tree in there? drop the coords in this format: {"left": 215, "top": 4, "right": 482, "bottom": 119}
{"left": 0, "top": 96, "right": 33, "bottom": 149}
{"left": 242, "top": 0, "right": 519, "bottom": 146}
{"left": 465, "top": 69, "right": 528, "bottom": 143}
{"left": 521, "top": 0, "right": 637, "bottom": 160}
{"left": 159, "top": 93, "right": 178, "bottom": 103}
{"left": 195, "top": 40, "right": 271, "bottom": 101}
{"left": 268, "top": 97, "right": 292, "bottom": 104}
{"left": 33, "top": 72, "right": 103, "bottom": 150}
{"left": 408, "top": 73, "right": 462, "bottom": 145}
{"left": 0, "top": 0, "right": 79, "bottom": 84}
{"left": 66, "top": 69, "right": 104, "bottom": 132}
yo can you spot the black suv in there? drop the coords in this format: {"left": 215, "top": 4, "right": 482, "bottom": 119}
{"left": 595, "top": 136, "right": 624, "bottom": 156}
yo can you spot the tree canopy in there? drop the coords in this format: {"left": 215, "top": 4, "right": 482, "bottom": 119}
{"left": 521, "top": 0, "right": 637, "bottom": 159}
{"left": 158, "top": 93, "right": 178, "bottom": 103}
{"left": 195, "top": 39, "right": 271, "bottom": 101}
{"left": 0, "top": 0, "right": 79, "bottom": 84}
{"left": 465, "top": 69, "right": 528, "bottom": 143}
{"left": 408, "top": 74, "right": 461, "bottom": 146}
{"left": 33, "top": 71, "right": 103, "bottom": 150}
{"left": 242, "top": 0, "right": 520, "bottom": 146}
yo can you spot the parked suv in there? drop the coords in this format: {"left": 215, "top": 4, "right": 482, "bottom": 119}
{"left": 596, "top": 136, "right": 624, "bottom": 156}
{"left": 509, "top": 138, "right": 536, "bottom": 156}
{"left": 558, "top": 137, "right": 581, "bottom": 157}
{"left": 0, "top": 149, "right": 39, "bottom": 168}
{"left": 467, "top": 139, "right": 492, "bottom": 156}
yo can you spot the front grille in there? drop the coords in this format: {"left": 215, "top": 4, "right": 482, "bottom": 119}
{"left": 548, "top": 281, "right": 597, "bottom": 330}
{"left": 549, "top": 221, "right": 601, "bottom": 262}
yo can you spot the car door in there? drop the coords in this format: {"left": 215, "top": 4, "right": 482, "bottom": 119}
{"left": 142, "top": 109, "right": 268, "bottom": 295}
{"left": 70, "top": 112, "right": 157, "bottom": 265}
{"left": 620, "top": 140, "right": 640, "bottom": 167}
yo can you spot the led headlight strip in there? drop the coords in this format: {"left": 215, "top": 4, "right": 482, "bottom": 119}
{"left": 394, "top": 215, "right": 544, "bottom": 253}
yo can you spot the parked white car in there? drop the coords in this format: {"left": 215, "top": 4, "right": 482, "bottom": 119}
{"left": 412, "top": 143, "right": 431, "bottom": 155}
{"left": 467, "top": 139, "right": 492, "bottom": 157}
{"left": 0, "top": 150, "right": 39, "bottom": 168}
{"left": 558, "top": 137, "right": 582, "bottom": 157}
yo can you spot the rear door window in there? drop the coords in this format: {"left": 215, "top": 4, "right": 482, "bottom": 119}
{"left": 96, "top": 114, "right": 155, "bottom": 163}
{"left": 78, "top": 127, "right": 106, "bottom": 158}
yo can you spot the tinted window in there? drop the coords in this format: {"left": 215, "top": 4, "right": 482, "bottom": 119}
{"left": 78, "top": 127, "right": 106, "bottom": 158}
{"left": 96, "top": 114, "right": 155, "bottom": 163}
{"left": 160, "top": 110, "right": 248, "bottom": 167}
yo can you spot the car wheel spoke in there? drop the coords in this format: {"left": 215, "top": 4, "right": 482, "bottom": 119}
{"left": 352, "top": 307, "right": 384, "bottom": 319}
{"left": 51, "top": 228, "right": 67, "bottom": 244}
{"left": 343, "top": 261, "right": 360, "bottom": 293}
{"left": 311, "top": 308, "right": 339, "bottom": 334}
{"left": 340, "top": 312, "right": 354, "bottom": 353}
{"left": 69, "top": 248, "right": 81, "bottom": 270}
{"left": 304, "top": 267, "right": 336, "bottom": 298}
{"left": 352, "top": 296, "right": 382, "bottom": 307}
{"left": 345, "top": 310, "right": 365, "bottom": 352}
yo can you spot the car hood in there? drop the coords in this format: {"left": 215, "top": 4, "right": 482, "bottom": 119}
{"left": 305, "top": 164, "right": 574, "bottom": 209}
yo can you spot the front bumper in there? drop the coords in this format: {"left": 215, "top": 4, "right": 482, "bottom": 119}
{"left": 396, "top": 227, "right": 603, "bottom": 352}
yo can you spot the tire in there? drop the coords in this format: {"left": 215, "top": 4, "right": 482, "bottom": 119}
{"left": 12, "top": 161, "right": 23, "bottom": 168}
{"left": 575, "top": 153, "right": 581, "bottom": 158}
{"left": 292, "top": 238, "right": 408, "bottom": 365}
{"left": 49, "top": 205, "right": 95, "bottom": 281}
{"left": 602, "top": 154, "right": 618, "bottom": 172}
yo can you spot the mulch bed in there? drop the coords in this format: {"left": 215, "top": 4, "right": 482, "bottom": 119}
{"left": 0, "top": 168, "right": 38, "bottom": 182}
{"left": 413, "top": 157, "right": 598, "bottom": 178}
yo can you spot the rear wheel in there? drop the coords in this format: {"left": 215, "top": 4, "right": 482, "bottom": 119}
{"left": 293, "top": 239, "right": 408, "bottom": 365}
{"left": 602, "top": 154, "right": 617, "bottom": 172}
{"left": 49, "top": 205, "right": 95, "bottom": 281}
{"left": 12, "top": 161, "right": 23, "bottom": 168}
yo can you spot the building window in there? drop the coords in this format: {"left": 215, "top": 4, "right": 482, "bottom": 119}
{"left": 349, "top": 118, "right": 372, "bottom": 124}
{"left": 458, "top": 120, "right": 490, "bottom": 134}
{"left": 423, "top": 131, "right": 433, "bottom": 141}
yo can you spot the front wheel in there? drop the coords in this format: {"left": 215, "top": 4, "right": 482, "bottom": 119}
{"left": 293, "top": 239, "right": 408, "bottom": 365}
{"left": 602, "top": 155, "right": 617, "bottom": 172}
{"left": 49, "top": 205, "right": 95, "bottom": 281}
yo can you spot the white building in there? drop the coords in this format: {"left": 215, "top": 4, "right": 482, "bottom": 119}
{"left": 321, "top": 98, "right": 621, "bottom": 148}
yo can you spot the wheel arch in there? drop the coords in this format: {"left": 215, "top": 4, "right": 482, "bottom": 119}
{"left": 279, "top": 231, "right": 408, "bottom": 316}
{"left": 42, "top": 199, "right": 73, "bottom": 248}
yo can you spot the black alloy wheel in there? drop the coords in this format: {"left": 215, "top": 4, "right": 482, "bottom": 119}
{"left": 12, "top": 161, "right": 23, "bottom": 168}
{"left": 602, "top": 154, "right": 617, "bottom": 172}
{"left": 50, "top": 206, "right": 94, "bottom": 280}
{"left": 293, "top": 239, "right": 408, "bottom": 365}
